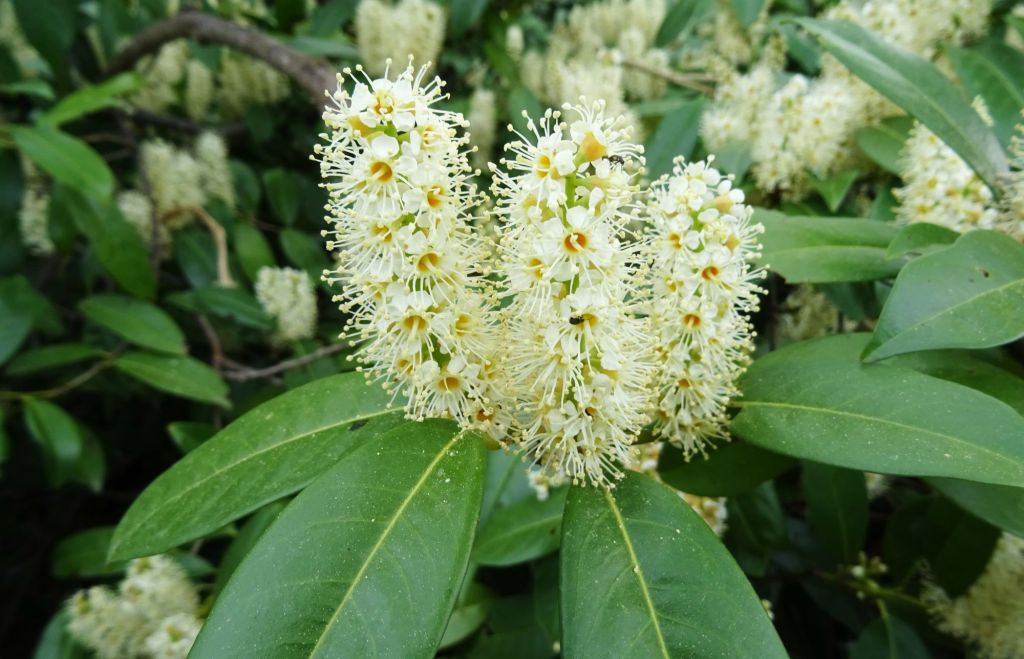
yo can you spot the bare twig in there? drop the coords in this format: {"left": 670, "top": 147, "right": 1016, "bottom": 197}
{"left": 108, "top": 10, "right": 336, "bottom": 109}
{"left": 123, "top": 108, "right": 247, "bottom": 137}
{"left": 161, "top": 205, "right": 236, "bottom": 288}
{"left": 619, "top": 59, "right": 716, "bottom": 96}
{"left": 195, "top": 314, "right": 225, "bottom": 370}
{"left": 223, "top": 342, "right": 351, "bottom": 382}
{"left": 0, "top": 347, "right": 126, "bottom": 401}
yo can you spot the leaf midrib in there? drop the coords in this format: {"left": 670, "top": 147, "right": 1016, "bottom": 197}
{"left": 735, "top": 400, "right": 1023, "bottom": 474}
{"left": 307, "top": 429, "right": 468, "bottom": 658}
{"left": 112, "top": 407, "right": 403, "bottom": 555}
{"left": 602, "top": 488, "right": 670, "bottom": 659}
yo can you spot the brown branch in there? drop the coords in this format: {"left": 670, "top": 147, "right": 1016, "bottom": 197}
{"left": 107, "top": 9, "right": 336, "bottom": 110}
{"left": 122, "top": 108, "right": 247, "bottom": 138}
{"left": 619, "top": 59, "right": 716, "bottom": 96}
{"left": 161, "top": 206, "right": 236, "bottom": 288}
{"left": 223, "top": 342, "right": 351, "bottom": 382}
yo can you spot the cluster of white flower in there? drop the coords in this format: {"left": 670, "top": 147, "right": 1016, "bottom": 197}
{"left": 682, "top": 2, "right": 772, "bottom": 70}
{"left": 17, "top": 158, "right": 54, "bottom": 256}
{"left": 527, "top": 467, "right": 568, "bottom": 501}
{"left": 217, "top": 50, "right": 291, "bottom": 118}
{"left": 646, "top": 157, "right": 763, "bottom": 456}
{"left": 630, "top": 443, "right": 728, "bottom": 535}
{"left": 354, "top": 0, "right": 445, "bottom": 78}
{"left": 316, "top": 63, "right": 506, "bottom": 432}
{"left": 923, "top": 533, "right": 1024, "bottom": 659}
{"left": 67, "top": 555, "right": 202, "bottom": 659}
{"left": 490, "top": 101, "right": 656, "bottom": 487}
{"left": 255, "top": 266, "right": 318, "bottom": 343}
{"left": 1000, "top": 118, "right": 1024, "bottom": 237}
{"left": 775, "top": 284, "right": 838, "bottom": 344}
{"left": 467, "top": 88, "right": 497, "bottom": 173}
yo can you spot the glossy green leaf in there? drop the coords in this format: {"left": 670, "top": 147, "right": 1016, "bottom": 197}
{"left": 885, "top": 222, "right": 958, "bottom": 259}
{"left": 797, "top": 18, "right": 1009, "bottom": 191}
{"left": 23, "top": 398, "right": 82, "bottom": 487}
{"left": 733, "top": 334, "right": 1024, "bottom": 487}
{"left": 849, "top": 615, "right": 929, "bottom": 659}
{"left": 262, "top": 168, "right": 301, "bottom": 225}
{"left": 212, "top": 501, "right": 287, "bottom": 596}
{"left": 114, "top": 351, "right": 229, "bottom": 407}
{"left": 473, "top": 487, "right": 567, "bottom": 566}
{"left": 10, "top": 125, "right": 114, "bottom": 201}
{"left": 644, "top": 98, "right": 704, "bottom": 178}
{"left": 889, "top": 349, "right": 1024, "bottom": 416}
{"left": 658, "top": 440, "right": 794, "bottom": 497}
{"left": 854, "top": 116, "right": 913, "bottom": 175}
{"left": 865, "top": 231, "right": 1024, "bottom": 361}
{"left": 109, "top": 372, "right": 405, "bottom": 560}
{"left": 79, "top": 294, "right": 186, "bottom": 355}
{"left": 57, "top": 187, "right": 155, "bottom": 299}
{"left": 192, "top": 420, "right": 486, "bottom": 659}
{"left": 946, "top": 45, "right": 1024, "bottom": 148}
{"left": 41, "top": 73, "right": 142, "bottom": 127}
{"left": 656, "top": 0, "right": 714, "bottom": 46}
{"left": 52, "top": 527, "right": 126, "bottom": 578}
{"left": 756, "top": 210, "right": 904, "bottom": 283}
{"left": 479, "top": 449, "right": 533, "bottom": 527}
{"left": 560, "top": 472, "right": 786, "bottom": 658}
{"left": 929, "top": 478, "right": 1024, "bottom": 539}
{"left": 234, "top": 223, "right": 276, "bottom": 282}
{"left": 440, "top": 580, "right": 493, "bottom": 649}
{"left": 5, "top": 343, "right": 102, "bottom": 377}
{"left": 803, "top": 462, "right": 868, "bottom": 564}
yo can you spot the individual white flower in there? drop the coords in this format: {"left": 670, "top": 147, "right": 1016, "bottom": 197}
{"left": 316, "top": 63, "right": 506, "bottom": 432}
{"left": 527, "top": 466, "right": 568, "bottom": 501}
{"left": 865, "top": 472, "right": 890, "bottom": 499}
{"left": 492, "top": 100, "right": 654, "bottom": 488}
{"left": 255, "top": 266, "right": 318, "bottom": 343}
{"left": 467, "top": 88, "right": 497, "bottom": 172}
{"left": 645, "top": 157, "right": 764, "bottom": 457}
{"left": 355, "top": 0, "right": 446, "bottom": 77}
{"left": 143, "top": 612, "right": 202, "bottom": 659}
{"left": 194, "top": 132, "right": 236, "bottom": 210}
{"left": 923, "top": 533, "right": 1024, "bottom": 659}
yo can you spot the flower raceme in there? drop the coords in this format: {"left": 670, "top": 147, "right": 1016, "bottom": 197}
{"left": 316, "top": 64, "right": 764, "bottom": 487}
{"left": 315, "top": 62, "right": 506, "bottom": 435}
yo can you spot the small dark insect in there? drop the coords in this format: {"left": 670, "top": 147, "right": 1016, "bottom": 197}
{"left": 569, "top": 315, "right": 584, "bottom": 325}
{"left": 349, "top": 419, "right": 368, "bottom": 432}
{"left": 608, "top": 154, "right": 625, "bottom": 167}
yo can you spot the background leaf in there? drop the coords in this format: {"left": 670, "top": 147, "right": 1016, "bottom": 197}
{"left": 855, "top": 116, "right": 914, "bottom": 175}
{"left": 23, "top": 399, "right": 82, "bottom": 487}
{"left": 79, "top": 295, "right": 186, "bottom": 355}
{"left": 560, "top": 472, "right": 786, "bottom": 658}
{"left": 803, "top": 462, "right": 868, "bottom": 565}
{"left": 192, "top": 420, "right": 486, "bottom": 659}
{"left": 643, "top": 99, "right": 704, "bottom": 178}
{"left": 657, "top": 441, "right": 794, "bottom": 497}
{"left": 473, "top": 487, "right": 567, "bottom": 566}
{"left": 109, "top": 372, "right": 404, "bottom": 560}
{"left": 10, "top": 126, "right": 114, "bottom": 201}
{"left": 113, "top": 352, "right": 229, "bottom": 407}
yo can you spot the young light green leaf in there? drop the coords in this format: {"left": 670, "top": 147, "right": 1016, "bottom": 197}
{"left": 643, "top": 98, "right": 704, "bottom": 178}
{"left": 472, "top": 487, "right": 567, "bottom": 566}
{"left": 9, "top": 125, "right": 114, "bottom": 201}
{"left": 23, "top": 398, "right": 82, "bottom": 487}
{"left": 657, "top": 440, "right": 794, "bottom": 497}
{"left": 885, "top": 222, "right": 958, "bottom": 259}
{"left": 191, "top": 420, "right": 486, "bottom": 659}
{"left": 865, "top": 231, "right": 1024, "bottom": 361}
{"left": 732, "top": 334, "right": 1024, "bottom": 487}
{"left": 946, "top": 46, "right": 1024, "bottom": 148}
{"left": 803, "top": 462, "right": 868, "bottom": 565}
{"left": 797, "top": 18, "right": 1009, "bottom": 191}
{"left": 109, "top": 371, "right": 405, "bottom": 560}
{"left": 756, "top": 210, "right": 904, "bottom": 283}
{"left": 854, "top": 116, "right": 913, "bottom": 175}
{"left": 40, "top": 73, "right": 142, "bottom": 127}
{"left": 79, "top": 294, "right": 186, "bottom": 355}
{"left": 113, "top": 352, "right": 229, "bottom": 407}
{"left": 560, "top": 472, "right": 786, "bottom": 658}
{"left": 5, "top": 343, "right": 103, "bottom": 377}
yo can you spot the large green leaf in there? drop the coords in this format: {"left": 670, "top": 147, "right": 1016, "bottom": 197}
{"left": 560, "top": 472, "right": 786, "bottom": 658}
{"left": 803, "top": 462, "right": 868, "bottom": 565}
{"left": 109, "top": 372, "right": 405, "bottom": 560}
{"left": 885, "top": 223, "right": 958, "bottom": 259}
{"left": 732, "top": 334, "right": 1024, "bottom": 487}
{"left": 114, "top": 352, "right": 229, "bottom": 407}
{"left": 929, "top": 478, "right": 1024, "bottom": 539}
{"left": 756, "top": 210, "right": 903, "bottom": 283}
{"left": 79, "top": 294, "right": 186, "bottom": 355}
{"left": 657, "top": 440, "right": 794, "bottom": 497}
{"left": 40, "top": 73, "right": 142, "bottom": 127}
{"left": 797, "top": 19, "right": 1009, "bottom": 191}
{"left": 10, "top": 125, "right": 114, "bottom": 201}
{"left": 473, "top": 487, "right": 567, "bottom": 566}
{"left": 865, "top": 231, "right": 1024, "bottom": 361}
{"left": 192, "top": 420, "right": 486, "bottom": 659}
{"left": 946, "top": 45, "right": 1024, "bottom": 148}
